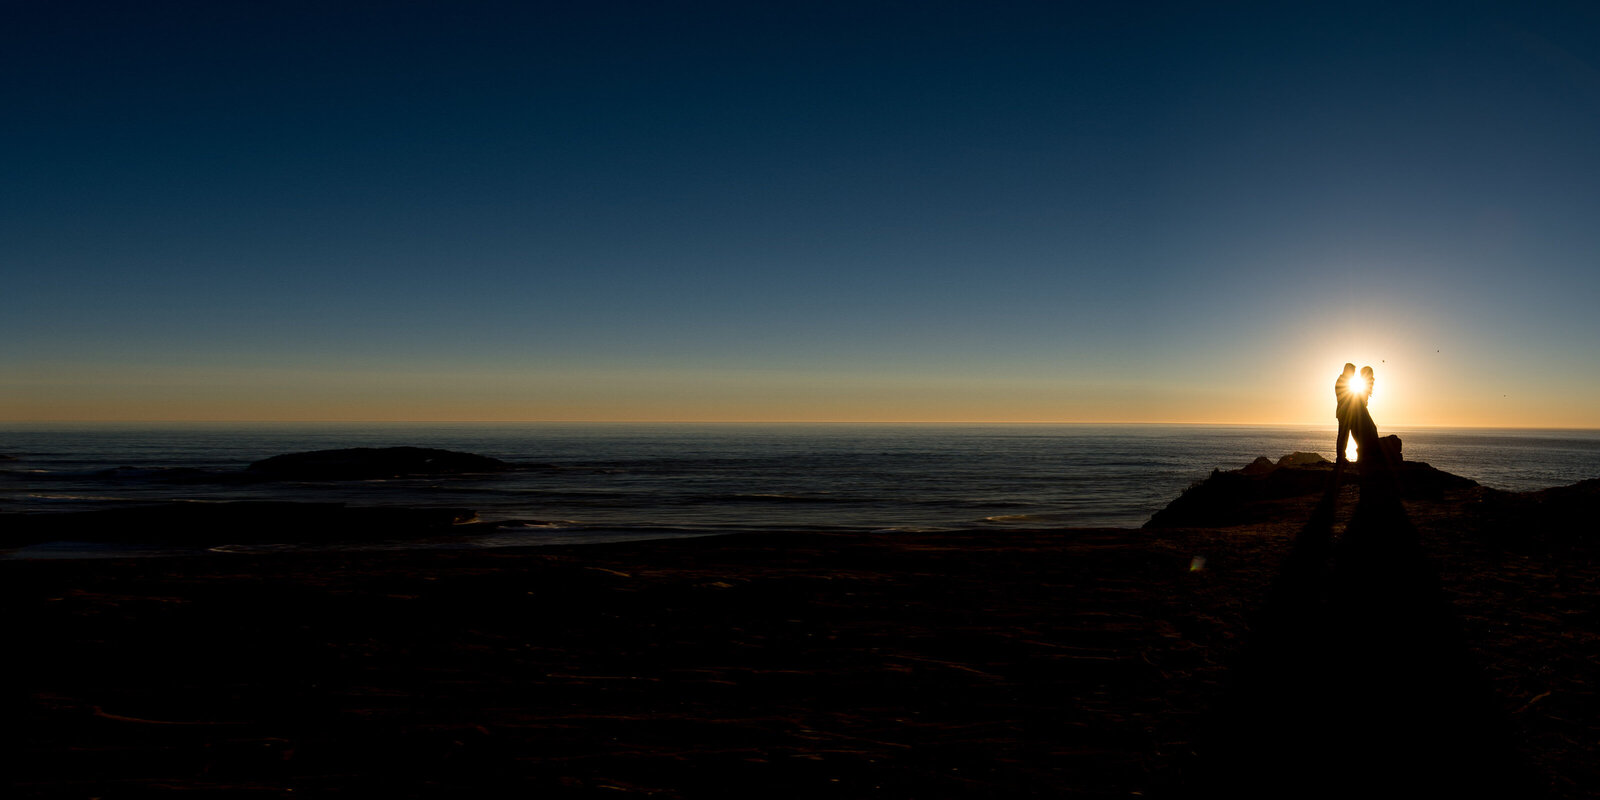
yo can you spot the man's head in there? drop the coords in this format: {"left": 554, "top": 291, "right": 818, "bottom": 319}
{"left": 1360, "top": 366, "right": 1374, "bottom": 379}
{"left": 1343, "top": 363, "right": 1356, "bottom": 376}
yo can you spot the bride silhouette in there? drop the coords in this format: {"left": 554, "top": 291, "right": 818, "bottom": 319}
{"left": 1348, "top": 365, "right": 1392, "bottom": 476}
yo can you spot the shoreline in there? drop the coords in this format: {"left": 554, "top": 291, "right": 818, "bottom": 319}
{"left": 4, "top": 456, "right": 1595, "bottom": 558}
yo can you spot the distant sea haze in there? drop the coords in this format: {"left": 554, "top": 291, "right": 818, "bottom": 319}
{"left": 3, "top": 423, "right": 1598, "bottom": 557}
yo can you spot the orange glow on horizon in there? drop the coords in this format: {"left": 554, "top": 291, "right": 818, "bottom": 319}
{"left": 2, "top": 354, "right": 1598, "bottom": 428}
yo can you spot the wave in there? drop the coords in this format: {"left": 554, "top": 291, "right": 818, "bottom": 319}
{"left": 718, "top": 492, "right": 851, "bottom": 504}
{"left": 486, "top": 520, "right": 583, "bottom": 530}
{"left": 12, "top": 466, "right": 248, "bottom": 485}
{"left": 26, "top": 493, "right": 146, "bottom": 504}
{"left": 208, "top": 543, "right": 301, "bottom": 554}
{"left": 984, "top": 514, "right": 1038, "bottom": 523}
{"left": 981, "top": 512, "right": 1080, "bottom": 525}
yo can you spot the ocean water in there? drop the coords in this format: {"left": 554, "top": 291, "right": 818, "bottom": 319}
{"left": 3, "top": 423, "right": 1599, "bottom": 555}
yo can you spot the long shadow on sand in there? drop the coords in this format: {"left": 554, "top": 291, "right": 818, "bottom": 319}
{"left": 1192, "top": 455, "right": 1544, "bottom": 797}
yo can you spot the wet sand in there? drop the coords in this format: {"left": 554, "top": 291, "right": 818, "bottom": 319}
{"left": 6, "top": 467, "right": 1598, "bottom": 797}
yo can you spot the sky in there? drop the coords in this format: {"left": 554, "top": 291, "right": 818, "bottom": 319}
{"left": 5, "top": 1, "right": 1600, "bottom": 426}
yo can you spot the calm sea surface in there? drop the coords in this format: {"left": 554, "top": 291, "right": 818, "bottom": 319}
{"left": 4, "top": 423, "right": 1599, "bottom": 556}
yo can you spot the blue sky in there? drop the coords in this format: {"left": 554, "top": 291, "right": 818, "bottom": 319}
{"left": 6, "top": 1, "right": 1600, "bottom": 424}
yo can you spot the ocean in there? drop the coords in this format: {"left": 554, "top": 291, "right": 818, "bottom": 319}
{"left": 4, "top": 423, "right": 1599, "bottom": 557}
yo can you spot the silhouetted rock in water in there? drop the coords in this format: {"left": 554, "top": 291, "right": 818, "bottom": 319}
{"left": 0, "top": 501, "right": 477, "bottom": 547}
{"left": 246, "top": 446, "right": 514, "bottom": 480}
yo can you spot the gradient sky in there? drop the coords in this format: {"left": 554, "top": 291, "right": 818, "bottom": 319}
{"left": 6, "top": 1, "right": 1600, "bottom": 425}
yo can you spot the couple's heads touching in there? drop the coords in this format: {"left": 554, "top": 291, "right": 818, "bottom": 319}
{"left": 1341, "top": 362, "right": 1375, "bottom": 397}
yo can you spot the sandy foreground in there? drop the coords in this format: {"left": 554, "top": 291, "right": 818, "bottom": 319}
{"left": 4, "top": 466, "right": 1597, "bottom": 797}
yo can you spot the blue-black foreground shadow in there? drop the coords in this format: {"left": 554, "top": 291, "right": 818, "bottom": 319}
{"left": 1188, "top": 438, "right": 1545, "bottom": 798}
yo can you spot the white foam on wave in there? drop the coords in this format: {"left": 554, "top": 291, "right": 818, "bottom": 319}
{"left": 208, "top": 543, "right": 301, "bottom": 553}
{"left": 984, "top": 514, "right": 1039, "bottom": 523}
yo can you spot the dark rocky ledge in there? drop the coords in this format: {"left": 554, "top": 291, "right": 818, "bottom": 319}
{"left": 1147, "top": 445, "right": 1478, "bottom": 529}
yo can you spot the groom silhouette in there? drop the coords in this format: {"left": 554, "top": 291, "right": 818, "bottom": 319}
{"left": 1334, "top": 363, "right": 1357, "bottom": 463}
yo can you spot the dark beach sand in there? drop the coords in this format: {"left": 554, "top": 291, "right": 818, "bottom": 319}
{"left": 5, "top": 466, "right": 1597, "bottom": 797}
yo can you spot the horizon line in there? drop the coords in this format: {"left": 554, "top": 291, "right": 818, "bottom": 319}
{"left": 5, "top": 419, "right": 1599, "bottom": 431}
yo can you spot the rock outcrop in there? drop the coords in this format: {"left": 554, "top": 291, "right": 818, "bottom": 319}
{"left": 1147, "top": 454, "right": 1336, "bottom": 528}
{"left": 1146, "top": 440, "right": 1476, "bottom": 528}
{"left": 1471, "top": 477, "right": 1600, "bottom": 550}
{"left": 1275, "top": 451, "right": 1330, "bottom": 468}
{"left": 246, "top": 447, "right": 514, "bottom": 480}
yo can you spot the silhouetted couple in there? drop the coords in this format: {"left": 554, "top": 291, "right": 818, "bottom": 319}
{"left": 1334, "top": 363, "right": 1376, "bottom": 465}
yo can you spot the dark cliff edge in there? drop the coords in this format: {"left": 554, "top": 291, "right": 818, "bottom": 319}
{"left": 1147, "top": 448, "right": 1489, "bottom": 530}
